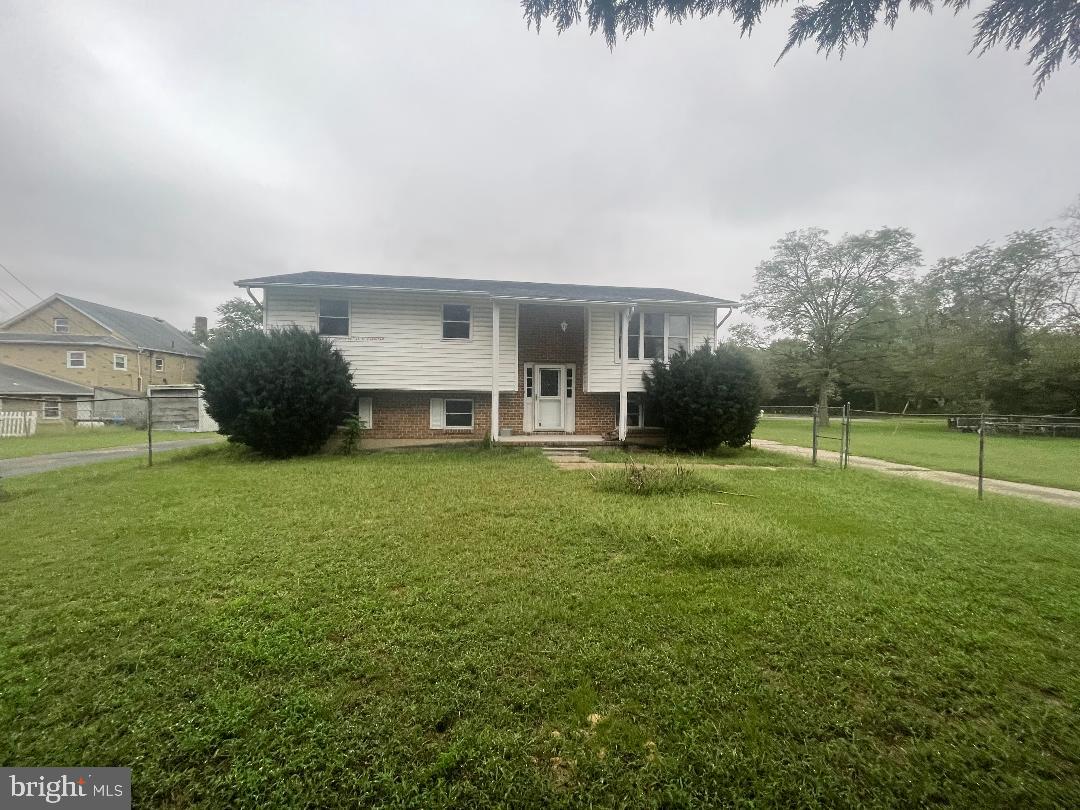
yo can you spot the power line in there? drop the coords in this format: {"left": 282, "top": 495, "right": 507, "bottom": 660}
{"left": 0, "top": 260, "right": 41, "bottom": 301}
{"left": 0, "top": 283, "right": 25, "bottom": 310}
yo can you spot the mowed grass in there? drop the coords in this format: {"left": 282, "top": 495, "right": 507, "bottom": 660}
{"left": 0, "top": 423, "right": 160, "bottom": 459}
{"left": 2, "top": 447, "right": 1079, "bottom": 807}
{"left": 589, "top": 445, "right": 806, "bottom": 467}
{"left": 754, "top": 417, "right": 1080, "bottom": 491}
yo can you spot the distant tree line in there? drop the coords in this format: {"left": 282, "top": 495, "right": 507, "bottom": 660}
{"left": 738, "top": 197, "right": 1080, "bottom": 418}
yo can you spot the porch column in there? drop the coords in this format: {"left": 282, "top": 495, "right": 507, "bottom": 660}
{"left": 491, "top": 300, "right": 500, "bottom": 442}
{"left": 618, "top": 306, "right": 630, "bottom": 442}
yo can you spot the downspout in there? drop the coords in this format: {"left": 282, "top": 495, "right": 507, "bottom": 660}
{"left": 714, "top": 306, "right": 734, "bottom": 344}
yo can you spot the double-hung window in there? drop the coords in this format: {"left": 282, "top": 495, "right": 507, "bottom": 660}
{"left": 42, "top": 398, "right": 61, "bottom": 420}
{"left": 617, "top": 313, "right": 693, "bottom": 361}
{"left": 444, "top": 399, "right": 474, "bottom": 428}
{"left": 66, "top": 351, "right": 86, "bottom": 368}
{"left": 154, "top": 357, "right": 165, "bottom": 372}
{"left": 113, "top": 354, "right": 128, "bottom": 371}
{"left": 319, "top": 299, "right": 350, "bottom": 336}
{"left": 53, "top": 317, "right": 69, "bottom": 334}
{"left": 442, "top": 304, "right": 471, "bottom": 340}
{"left": 667, "top": 315, "right": 690, "bottom": 358}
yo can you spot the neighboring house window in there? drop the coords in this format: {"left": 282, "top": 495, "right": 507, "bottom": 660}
{"left": 42, "top": 398, "right": 61, "bottom": 420}
{"left": 53, "top": 317, "right": 69, "bottom": 334}
{"left": 616, "top": 313, "right": 692, "bottom": 362}
{"left": 113, "top": 354, "right": 128, "bottom": 371}
{"left": 66, "top": 351, "right": 86, "bottom": 368}
{"left": 154, "top": 357, "right": 165, "bottom": 372}
{"left": 429, "top": 397, "right": 474, "bottom": 429}
{"left": 318, "top": 299, "right": 350, "bottom": 336}
{"left": 442, "top": 304, "right": 471, "bottom": 340}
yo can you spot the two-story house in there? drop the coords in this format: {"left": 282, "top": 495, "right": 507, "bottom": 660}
{"left": 0, "top": 294, "right": 206, "bottom": 397}
{"left": 235, "top": 272, "right": 736, "bottom": 442}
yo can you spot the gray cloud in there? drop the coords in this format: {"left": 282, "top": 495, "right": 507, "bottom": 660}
{"left": 0, "top": 1, "right": 1077, "bottom": 332}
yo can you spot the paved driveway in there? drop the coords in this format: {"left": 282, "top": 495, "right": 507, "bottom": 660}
{"left": 0, "top": 438, "right": 221, "bottom": 479}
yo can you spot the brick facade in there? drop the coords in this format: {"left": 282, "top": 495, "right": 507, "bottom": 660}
{"left": 357, "top": 304, "right": 626, "bottom": 440}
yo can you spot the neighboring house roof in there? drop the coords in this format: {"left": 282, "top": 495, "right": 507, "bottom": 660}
{"left": 0, "top": 362, "right": 94, "bottom": 396}
{"left": 57, "top": 295, "right": 206, "bottom": 357}
{"left": 0, "top": 294, "right": 206, "bottom": 357}
{"left": 0, "top": 333, "right": 134, "bottom": 349}
{"left": 235, "top": 271, "right": 738, "bottom": 307}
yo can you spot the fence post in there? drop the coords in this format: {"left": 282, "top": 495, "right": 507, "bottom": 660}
{"left": 146, "top": 394, "right": 153, "bottom": 468}
{"left": 811, "top": 404, "right": 819, "bottom": 466}
{"left": 841, "top": 402, "right": 850, "bottom": 469}
{"left": 977, "top": 412, "right": 985, "bottom": 500}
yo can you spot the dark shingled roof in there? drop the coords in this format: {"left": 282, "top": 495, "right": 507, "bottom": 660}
{"left": 59, "top": 295, "right": 206, "bottom": 357}
{"left": 235, "top": 271, "right": 737, "bottom": 306}
{"left": 0, "top": 363, "right": 94, "bottom": 396}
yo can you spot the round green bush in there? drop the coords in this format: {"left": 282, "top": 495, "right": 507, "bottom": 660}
{"left": 644, "top": 343, "right": 762, "bottom": 452}
{"left": 198, "top": 326, "right": 354, "bottom": 457}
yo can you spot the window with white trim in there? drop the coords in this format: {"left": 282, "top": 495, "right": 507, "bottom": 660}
{"left": 667, "top": 314, "right": 690, "bottom": 358}
{"left": 53, "top": 317, "right": 69, "bottom": 334}
{"left": 42, "top": 398, "right": 61, "bottom": 420}
{"left": 66, "top": 351, "right": 86, "bottom": 368}
{"left": 618, "top": 396, "right": 662, "bottom": 429}
{"left": 525, "top": 366, "right": 534, "bottom": 398}
{"left": 318, "top": 299, "right": 350, "bottom": 336}
{"left": 113, "top": 353, "right": 128, "bottom": 371}
{"left": 154, "top": 357, "right": 165, "bottom": 372}
{"left": 442, "top": 304, "right": 471, "bottom": 340}
{"left": 444, "top": 399, "right": 473, "bottom": 428}
{"left": 357, "top": 397, "right": 373, "bottom": 429}
{"left": 617, "top": 313, "right": 693, "bottom": 362}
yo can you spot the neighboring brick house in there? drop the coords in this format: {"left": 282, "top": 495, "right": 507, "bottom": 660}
{"left": 235, "top": 272, "right": 736, "bottom": 442}
{"left": 0, "top": 294, "right": 205, "bottom": 395}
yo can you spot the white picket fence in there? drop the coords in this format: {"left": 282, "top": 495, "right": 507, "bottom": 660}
{"left": 0, "top": 411, "right": 37, "bottom": 438}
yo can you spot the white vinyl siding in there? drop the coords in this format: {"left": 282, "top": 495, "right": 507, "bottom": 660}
{"left": 264, "top": 287, "right": 518, "bottom": 391}
{"left": 587, "top": 304, "right": 716, "bottom": 393}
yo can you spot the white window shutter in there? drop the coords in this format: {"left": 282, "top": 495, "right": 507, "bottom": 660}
{"left": 429, "top": 398, "right": 444, "bottom": 429}
{"left": 357, "top": 397, "right": 373, "bottom": 430}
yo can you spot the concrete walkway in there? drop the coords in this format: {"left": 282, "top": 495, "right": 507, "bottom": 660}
{"left": 753, "top": 439, "right": 1080, "bottom": 509}
{"left": 0, "top": 438, "right": 220, "bottom": 479}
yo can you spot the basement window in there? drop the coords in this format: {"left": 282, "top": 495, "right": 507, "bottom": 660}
{"left": 318, "top": 299, "right": 350, "bottom": 336}
{"left": 442, "top": 304, "right": 471, "bottom": 340}
{"left": 444, "top": 399, "right": 474, "bottom": 428}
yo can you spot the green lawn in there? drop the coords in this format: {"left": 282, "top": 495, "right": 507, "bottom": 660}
{"left": 589, "top": 445, "right": 806, "bottom": 467}
{"left": 2, "top": 447, "right": 1078, "bottom": 806}
{"left": 753, "top": 417, "right": 1080, "bottom": 491}
{"left": 0, "top": 423, "right": 220, "bottom": 459}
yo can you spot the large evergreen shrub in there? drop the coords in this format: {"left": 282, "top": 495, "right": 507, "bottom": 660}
{"left": 198, "top": 326, "right": 354, "bottom": 457}
{"left": 644, "top": 344, "right": 762, "bottom": 452}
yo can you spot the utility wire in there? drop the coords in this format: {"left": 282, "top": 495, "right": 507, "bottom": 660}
{"left": 0, "top": 260, "right": 41, "bottom": 301}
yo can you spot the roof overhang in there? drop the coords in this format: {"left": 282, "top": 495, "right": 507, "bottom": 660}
{"left": 235, "top": 280, "right": 739, "bottom": 308}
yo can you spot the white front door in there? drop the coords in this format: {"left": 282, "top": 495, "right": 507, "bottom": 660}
{"left": 535, "top": 366, "right": 564, "bottom": 430}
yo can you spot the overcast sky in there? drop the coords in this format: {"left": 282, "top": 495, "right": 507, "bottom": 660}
{"left": 1, "top": 1, "right": 1077, "bottom": 333}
